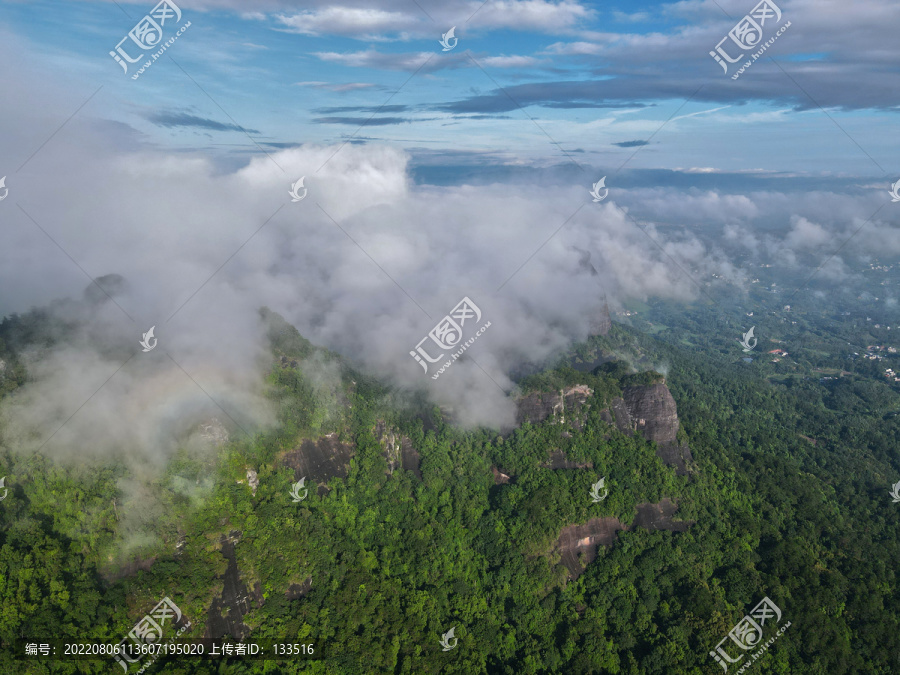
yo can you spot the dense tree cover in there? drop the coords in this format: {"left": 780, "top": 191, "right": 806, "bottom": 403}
{"left": 0, "top": 309, "right": 898, "bottom": 673}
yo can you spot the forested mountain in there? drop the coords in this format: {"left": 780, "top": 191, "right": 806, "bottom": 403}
{"left": 1, "top": 307, "right": 898, "bottom": 674}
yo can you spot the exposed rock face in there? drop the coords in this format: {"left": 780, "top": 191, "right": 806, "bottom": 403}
{"left": 541, "top": 450, "right": 593, "bottom": 470}
{"left": 491, "top": 466, "right": 511, "bottom": 484}
{"left": 279, "top": 434, "right": 356, "bottom": 494}
{"left": 623, "top": 384, "right": 678, "bottom": 445}
{"left": 621, "top": 384, "right": 693, "bottom": 475}
{"left": 606, "top": 398, "right": 634, "bottom": 436}
{"left": 514, "top": 381, "right": 693, "bottom": 474}
{"left": 286, "top": 577, "right": 312, "bottom": 600}
{"left": 375, "top": 422, "right": 422, "bottom": 479}
{"left": 516, "top": 392, "right": 562, "bottom": 426}
{"left": 556, "top": 517, "right": 625, "bottom": 577}
{"left": 245, "top": 468, "right": 259, "bottom": 496}
{"left": 589, "top": 301, "right": 612, "bottom": 337}
{"left": 515, "top": 385, "right": 593, "bottom": 428}
{"left": 205, "top": 532, "right": 264, "bottom": 640}
{"left": 197, "top": 417, "right": 229, "bottom": 446}
{"left": 554, "top": 499, "right": 693, "bottom": 579}
{"left": 632, "top": 498, "right": 691, "bottom": 531}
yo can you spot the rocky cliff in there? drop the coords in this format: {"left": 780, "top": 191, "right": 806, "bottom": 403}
{"left": 204, "top": 532, "right": 264, "bottom": 640}
{"left": 515, "top": 381, "right": 693, "bottom": 474}
{"left": 375, "top": 421, "right": 422, "bottom": 479}
{"left": 515, "top": 385, "right": 594, "bottom": 429}
{"left": 589, "top": 301, "right": 612, "bottom": 337}
{"left": 555, "top": 498, "right": 691, "bottom": 579}
{"left": 278, "top": 433, "right": 356, "bottom": 495}
{"left": 621, "top": 383, "right": 693, "bottom": 475}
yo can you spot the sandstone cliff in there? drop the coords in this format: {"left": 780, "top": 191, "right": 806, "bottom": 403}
{"left": 278, "top": 433, "right": 356, "bottom": 496}
{"left": 555, "top": 498, "right": 691, "bottom": 579}
{"left": 204, "top": 532, "right": 264, "bottom": 640}
{"left": 589, "top": 300, "right": 612, "bottom": 337}
{"left": 515, "top": 384, "right": 594, "bottom": 429}
{"left": 375, "top": 421, "right": 422, "bottom": 479}
{"left": 515, "top": 381, "right": 693, "bottom": 474}
{"left": 621, "top": 383, "right": 693, "bottom": 475}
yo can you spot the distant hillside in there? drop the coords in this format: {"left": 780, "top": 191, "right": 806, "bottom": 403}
{"left": 0, "top": 309, "right": 898, "bottom": 673}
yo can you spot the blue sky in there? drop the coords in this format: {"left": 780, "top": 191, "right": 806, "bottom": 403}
{"left": 2, "top": 0, "right": 897, "bottom": 180}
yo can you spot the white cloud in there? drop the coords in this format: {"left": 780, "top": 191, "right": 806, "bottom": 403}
{"left": 468, "top": 0, "right": 593, "bottom": 32}
{"left": 479, "top": 55, "right": 540, "bottom": 68}
{"left": 294, "top": 80, "right": 382, "bottom": 92}
{"left": 313, "top": 49, "right": 443, "bottom": 71}
{"left": 542, "top": 41, "right": 603, "bottom": 56}
{"left": 276, "top": 6, "right": 417, "bottom": 39}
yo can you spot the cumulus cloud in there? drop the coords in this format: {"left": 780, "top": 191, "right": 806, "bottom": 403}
{"left": 267, "top": 0, "right": 592, "bottom": 40}
{"left": 785, "top": 215, "right": 834, "bottom": 250}
{"left": 276, "top": 7, "right": 418, "bottom": 40}
{"left": 313, "top": 49, "right": 451, "bottom": 72}
{"left": 1, "top": 83, "right": 736, "bottom": 451}
{"left": 479, "top": 55, "right": 540, "bottom": 68}
{"left": 1, "top": 24, "right": 896, "bottom": 464}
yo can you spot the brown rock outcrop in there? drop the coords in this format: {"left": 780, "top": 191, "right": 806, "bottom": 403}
{"left": 554, "top": 499, "right": 693, "bottom": 578}
{"left": 592, "top": 383, "right": 693, "bottom": 475}
{"left": 632, "top": 498, "right": 691, "bottom": 531}
{"left": 286, "top": 577, "right": 312, "bottom": 600}
{"left": 606, "top": 397, "right": 634, "bottom": 436}
{"left": 556, "top": 517, "right": 625, "bottom": 577}
{"left": 375, "top": 422, "right": 422, "bottom": 479}
{"left": 541, "top": 450, "right": 593, "bottom": 470}
{"left": 515, "top": 385, "right": 593, "bottom": 427}
{"left": 515, "top": 379, "right": 693, "bottom": 474}
{"left": 623, "top": 384, "right": 678, "bottom": 444}
{"left": 491, "top": 466, "right": 511, "bottom": 484}
{"left": 279, "top": 433, "right": 355, "bottom": 494}
{"left": 621, "top": 383, "right": 693, "bottom": 474}
{"left": 204, "top": 532, "right": 264, "bottom": 640}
